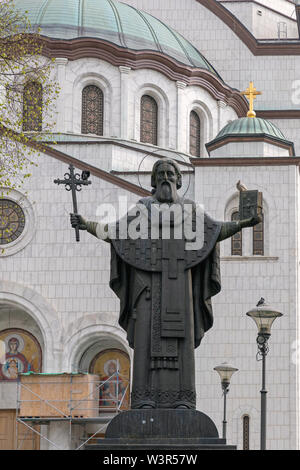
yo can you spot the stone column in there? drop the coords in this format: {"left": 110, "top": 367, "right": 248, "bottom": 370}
{"left": 176, "top": 81, "right": 187, "bottom": 153}
{"left": 55, "top": 58, "right": 68, "bottom": 133}
{"left": 119, "top": 66, "right": 131, "bottom": 140}
{"left": 217, "top": 100, "right": 227, "bottom": 133}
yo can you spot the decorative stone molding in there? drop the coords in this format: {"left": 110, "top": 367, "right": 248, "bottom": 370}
{"left": 0, "top": 189, "right": 36, "bottom": 258}
{"left": 119, "top": 66, "right": 131, "bottom": 75}
{"left": 176, "top": 81, "right": 187, "bottom": 90}
{"left": 217, "top": 100, "right": 227, "bottom": 108}
{"left": 64, "top": 321, "right": 131, "bottom": 372}
{"left": 40, "top": 37, "right": 249, "bottom": 118}
{"left": 256, "top": 110, "right": 300, "bottom": 119}
{"left": 206, "top": 135, "right": 295, "bottom": 156}
{"left": 192, "top": 155, "right": 299, "bottom": 167}
{"left": 0, "top": 281, "right": 61, "bottom": 371}
{"left": 55, "top": 58, "right": 68, "bottom": 66}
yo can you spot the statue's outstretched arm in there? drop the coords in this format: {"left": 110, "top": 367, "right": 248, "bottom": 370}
{"left": 217, "top": 215, "right": 261, "bottom": 242}
{"left": 70, "top": 214, "right": 110, "bottom": 243}
{"left": 218, "top": 221, "right": 241, "bottom": 242}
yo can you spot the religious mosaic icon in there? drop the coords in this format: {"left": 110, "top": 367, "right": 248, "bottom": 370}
{"left": 0, "top": 329, "right": 42, "bottom": 381}
{"left": 0, "top": 200, "right": 26, "bottom": 245}
{"left": 89, "top": 349, "right": 130, "bottom": 411}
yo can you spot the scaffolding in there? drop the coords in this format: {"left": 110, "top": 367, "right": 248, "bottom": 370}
{"left": 15, "top": 371, "right": 129, "bottom": 450}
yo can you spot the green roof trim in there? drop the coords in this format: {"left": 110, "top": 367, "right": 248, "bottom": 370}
{"left": 14, "top": 0, "right": 220, "bottom": 75}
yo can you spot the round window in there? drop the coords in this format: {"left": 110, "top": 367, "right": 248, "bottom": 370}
{"left": 0, "top": 199, "right": 26, "bottom": 245}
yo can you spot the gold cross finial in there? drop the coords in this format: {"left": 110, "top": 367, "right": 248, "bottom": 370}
{"left": 240, "top": 82, "right": 262, "bottom": 118}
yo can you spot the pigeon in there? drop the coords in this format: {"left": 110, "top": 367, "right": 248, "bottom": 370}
{"left": 236, "top": 180, "right": 248, "bottom": 192}
{"left": 256, "top": 297, "right": 265, "bottom": 307}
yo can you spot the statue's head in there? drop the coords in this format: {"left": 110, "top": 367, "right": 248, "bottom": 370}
{"left": 151, "top": 159, "right": 182, "bottom": 203}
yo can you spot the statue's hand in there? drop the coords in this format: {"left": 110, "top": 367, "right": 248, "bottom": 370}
{"left": 70, "top": 213, "right": 87, "bottom": 231}
{"left": 240, "top": 215, "right": 262, "bottom": 228}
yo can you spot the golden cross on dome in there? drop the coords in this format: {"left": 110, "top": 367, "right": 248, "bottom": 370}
{"left": 240, "top": 81, "right": 262, "bottom": 118}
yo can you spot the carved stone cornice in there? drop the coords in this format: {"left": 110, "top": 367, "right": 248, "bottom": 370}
{"left": 39, "top": 36, "right": 249, "bottom": 118}
{"left": 191, "top": 155, "right": 300, "bottom": 167}
{"left": 256, "top": 109, "right": 300, "bottom": 119}
{"left": 205, "top": 134, "right": 295, "bottom": 156}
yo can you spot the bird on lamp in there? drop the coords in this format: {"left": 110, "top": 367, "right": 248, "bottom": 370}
{"left": 256, "top": 297, "right": 265, "bottom": 307}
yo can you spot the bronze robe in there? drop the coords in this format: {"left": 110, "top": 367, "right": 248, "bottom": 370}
{"left": 109, "top": 197, "right": 222, "bottom": 409}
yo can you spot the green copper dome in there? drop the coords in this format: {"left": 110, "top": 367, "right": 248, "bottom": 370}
{"left": 206, "top": 117, "right": 295, "bottom": 155}
{"left": 14, "top": 0, "right": 219, "bottom": 74}
{"left": 215, "top": 117, "right": 286, "bottom": 141}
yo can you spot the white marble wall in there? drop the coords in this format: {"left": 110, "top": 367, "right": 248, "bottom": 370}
{"left": 0, "top": 152, "right": 138, "bottom": 374}
{"left": 0, "top": 145, "right": 298, "bottom": 449}
{"left": 209, "top": 140, "right": 290, "bottom": 157}
{"left": 0, "top": 0, "right": 299, "bottom": 451}
{"left": 221, "top": 1, "right": 298, "bottom": 39}
{"left": 194, "top": 163, "right": 298, "bottom": 450}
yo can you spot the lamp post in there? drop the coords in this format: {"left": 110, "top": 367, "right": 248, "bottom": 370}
{"left": 246, "top": 298, "right": 283, "bottom": 450}
{"left": 214, "top": 362, "right": 238, "bottom": 441}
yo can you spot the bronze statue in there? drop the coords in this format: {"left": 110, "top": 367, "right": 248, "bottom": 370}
{"left": 71, "top": 159, "right": 260, "bottom": 410}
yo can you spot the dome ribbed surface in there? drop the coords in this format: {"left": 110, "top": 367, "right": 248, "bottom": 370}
{"left": 14, "top": 0, "right": 219, "bottom": 73}
{"left": 216, "top": 117, "right": 286, "bottom": 140}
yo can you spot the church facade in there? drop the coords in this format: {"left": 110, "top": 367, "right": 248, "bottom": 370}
{"left": 0, "top": 0, "right": 299, "bottom": 450}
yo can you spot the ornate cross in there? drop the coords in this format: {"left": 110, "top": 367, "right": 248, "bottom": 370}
{"left": 54, "top": 164, "right": 91, "bottom": 242}
{"left": 240, "top": 81, "right": 262, "bottom": 118}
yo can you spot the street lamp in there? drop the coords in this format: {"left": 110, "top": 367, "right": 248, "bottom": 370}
{"left": 246, "top": 298, "right": 283, "bottom": 450}
{"left": 214, "top": 362, "right": 238, "bottom": 441}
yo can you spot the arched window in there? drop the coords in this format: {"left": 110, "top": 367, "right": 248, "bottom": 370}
{"left": 23, "top": 81, "right": 42, "bottom": 131}
{"left": 140, "top": 95, "right": 158, "bottom": 145}
{"left": 243, "top": 415, "right": 250, "bottom": 450}
{"left": 190, "top": 110, "right": 201, "bottom": 157}
{"left": 253, "top": 206, "right": 264, "bottom": 255}
{"left": 231, "top": 211, "right": 242, "bottom": 256}
{"left": 81, "top": 85, "right": 104, "bottom": 135}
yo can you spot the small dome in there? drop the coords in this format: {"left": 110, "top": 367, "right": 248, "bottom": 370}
{"left": 216, "top": 117, "right": 286, "bottom": 141}
{"left": 14, "top": 0, "right": 219, "bottom": 74}
{"left": 206, "top": 117, "right": 295, "bottom": 156}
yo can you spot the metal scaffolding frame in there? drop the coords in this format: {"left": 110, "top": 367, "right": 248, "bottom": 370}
{"left": 15, "top": 371, "right": 129, "bottom": 450}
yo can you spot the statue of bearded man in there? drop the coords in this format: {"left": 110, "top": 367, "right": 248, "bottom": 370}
{"left": 71, "top": 159, "right": 259, "bottom": 409}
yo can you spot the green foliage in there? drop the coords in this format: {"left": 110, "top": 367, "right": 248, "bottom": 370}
{"left": 0, "top": 0, "right": 59, "bottom": 191}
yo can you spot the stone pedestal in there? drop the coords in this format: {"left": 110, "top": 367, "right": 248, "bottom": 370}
{"left": 85, "top": 409, "right": 236, "bottom": 450}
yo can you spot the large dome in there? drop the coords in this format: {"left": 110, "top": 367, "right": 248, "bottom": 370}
{"left": 14, "top": 0, "right": 219, "bottom": 74}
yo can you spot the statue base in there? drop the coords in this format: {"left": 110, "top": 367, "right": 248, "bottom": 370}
{"left": 84, "top": 409, "right": 236, "bottom": 450}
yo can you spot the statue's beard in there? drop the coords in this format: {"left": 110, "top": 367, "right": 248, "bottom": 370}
{"left": 155, "top": 181, "right": 176, "bottom": 203}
